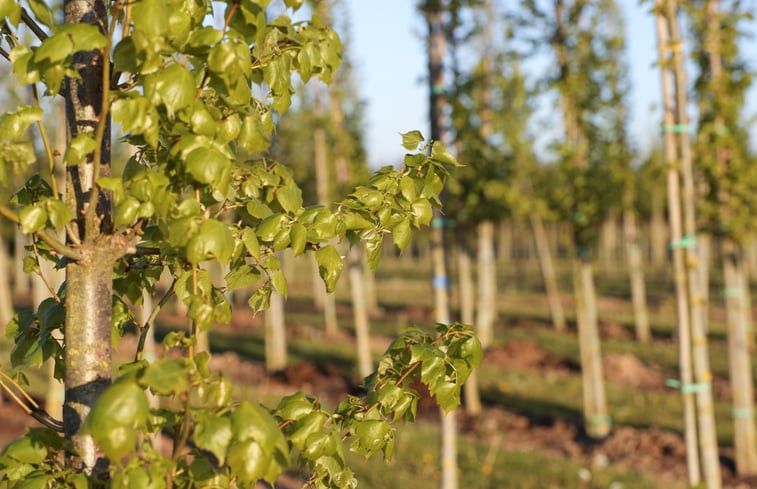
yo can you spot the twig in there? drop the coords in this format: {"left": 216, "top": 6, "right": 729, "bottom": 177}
{"left": 31, "top": 237, "right": 62, "bottom": 301}
{"left": 134, "top": 281, "right": 176, "bottom": 362}
{"left": 0, "top": 204, "right": 83, "bottom": 260}
{"left": 20, "top": 8, "right": 48, "bottom": 41}
{"left": 30, "top": 84, "right": 59, "bottom": 197}
{"left": 0, "top": 370, "right": 64, "bottom": 432}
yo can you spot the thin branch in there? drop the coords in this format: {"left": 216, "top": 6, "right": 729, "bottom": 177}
{"left": 134, "top": 282, "right": 176, "bottom": 362}
{"left": 86, "top": 6, "right": 120, "bottom": 234}
{"left": 31, "top": 84, "right": 59, "bottom": 196}
{"left": 0, "top": 203, "right": 83, "bottom": 260}
{"left": 31, "top": 237, "right": 62, "bottom": 301}
{"left": 20, "top": 9, "right": 48, "bottom": 41}
{"left": 0, "top": 370, "right": 64, "bottom": 432}
{"left": 0, "top": 46, "right": 9, "bottom": 62}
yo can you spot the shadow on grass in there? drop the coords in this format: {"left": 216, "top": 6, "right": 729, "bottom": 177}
{"left": 481, "top": 387, "right": 583, "bottom": 428}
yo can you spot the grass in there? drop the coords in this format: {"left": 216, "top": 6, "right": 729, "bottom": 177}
{"left": 346, "top": 423, "right": 682, "bottom": 489}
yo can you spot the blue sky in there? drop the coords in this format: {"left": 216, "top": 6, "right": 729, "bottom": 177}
{"left": 343, "top": 0, "right": 757, "bottom": 167}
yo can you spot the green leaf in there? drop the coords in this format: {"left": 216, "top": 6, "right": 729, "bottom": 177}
{"left": 45, "top": 199, "right": 73, "bottom": 231}
{"left": 288, "top": 412, "right": 325, "bottom": 451}
{"left": 314, "top": 245, "right": 343, "bottom": 293}
{"left": 113, "top": 198, "right": 141, "bottom": 228}
{"left": 276, "top": 392, "right": 315, "bottom": 421}
{"left": 186, "top": 218, "right": 234, "bottom": 264}
{"left": 58, "top": 24, "right": 107, "bottom": 51}
{"left": 35, "top": 33, "right": 73, "bottom": 63}
{"left": 85, "top": 380, "right": 148, "bottom": 460}
{"left": 271, "top": 270, "right": 288, "bottom": 298}
{"left": 19, "top": 203, "right": 47, "bottom": 233}
{"left": 392, "top": 217, "right": 411, "bottom": 252}
{"left": 257, "top": 214, "right": 287, "bottom": 242}
{"left": 0, "top": 437, "right": 46, "bottom": 465}
{"left": 276, "top": 182, "right": 302, "bottom": 214}
{"left": 152, "top": 64, "right": 196, "bottom": 116}
{"left": 400, "top": 130, "right": 424, "bottom": 151}
{"left": 227, "top": 440, "right": 271, "bottom": 483}
{"left": 194, "top": 415, "right": 232, "bottom": 465}
{"left": 132, "top": 0, "right": 168, "bottom": 39}
{"left": 140, "top": 358, "right": 189, "bottom": 395}
{"left": 184, "top": 146, "right": 230, "bottom": 187}
{"left": 0, "top": 0, "right": 22, "bottom": 26}
{"left": 241, "top": 227, "right": 261, "bottom": 261}
{"left": 230, "top": 402, "right": 288, "bottom": 458}
{"left": 225, "top": 264, "right": 261, "bottom": 292}
{"left": 284, "top": 0, "right": 304, "bottom": 9}
{"left": 0, "top": 106, "right": 43, "bottom": 139}
{"left": 239, "top": 113, "right": 271, "bottom": 154}
{"left": 65, "top": 133, "right": 97, "bottom": 166}
{"left": 430, "top": 141, "right": 462, "bottom": 167}
{"left": 290, "top": 222, "right": 307, "bottom": 256}
{"left": 248, "top": 285, "right": 271, "bottom": 313}
{"left": 411, "top": 199, "right": 433, "bottom": 227}
{"left": 354, "top": 420, "right": 390, "bottom": 455}
{"left": 27, "top": 0, "right": 53, "bottom": 27}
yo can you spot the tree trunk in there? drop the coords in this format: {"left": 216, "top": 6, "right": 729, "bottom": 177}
{"left": 13, "top": 230, "right": 28, "bottom": 299}
{"left": 496, "top": 220, "right": 511, "bottom": 267}
{"left": 650, "top": 187, "right": 667, "bottom": 268}
{"left": 722, "top": 240, "right": 757, "bottom": 474}
{"left": 622, "top": 208, "right": 650, "bottom": 342}
{"left": 265, "top": 288, "right": 287, "bottom": 372}
{"left": 476, "top": 221, "right": 496, "bottom": 349}
{"left": 573, "top": 256, "right": 610, "bottom": 438}
{"left": 666, "top": 2, "right": 721, "bottom": 485}
{"left": 348, "top": 245, "right": 373, "bottom": 378}
{"left": 457, "top": 240, "right": 481, "bottom": 415}
{"left": 655, "top": 10, "right": 700, "bottom": 483}
{"left": 0, "top": 234, "right": 13, "bottom": 331}
{"left": 361, "top": 252, "right": 380, "bottom": 317}
{"left": 698, "top": 232, "right": 712, "bottom": 329}
{"left": 425, "top": 3, "right": 457, "bottom": 487}
{"left": 530, "top": 214, "right": 566, "bottom": 331}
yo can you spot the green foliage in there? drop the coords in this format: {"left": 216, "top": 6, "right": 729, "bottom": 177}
{"left": 0, "top": 0, "right": 477, "bottom": 487}
{"left": 687, "top": 0, "right": 757, "bottom": 243}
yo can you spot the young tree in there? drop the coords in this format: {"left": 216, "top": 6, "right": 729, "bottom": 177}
{"left": 655, "top": 0, "right": 722, "bottom": 486}
{"left": 0, "top": 0, "right": 480, "bottom": 486}
{"left": 689, "top": 0, "right": 757, "bottom": 475}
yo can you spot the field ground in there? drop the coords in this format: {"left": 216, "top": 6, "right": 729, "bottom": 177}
{"left": 2, "top": 253, "right": 757, "bottom": 488}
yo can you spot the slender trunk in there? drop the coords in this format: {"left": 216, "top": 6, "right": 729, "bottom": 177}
{"left": 650, "top": 187, "right": 667, "bottom": 268}
{"left": 655, "top": 10, "right": 700, "bottom": 483}
{"left": 623, "top": 208, "right": 650, "bottom": 342}
{"left": 476, "top": 221, "right": 496, "bottom": 349}
{"left": 13, "top": 230, "right": 28, "bottom": 299}
{"left": 348, "top": 245, "right": 372, "bottom": 378}
{"left": 530, "top": 214, "right": 566, "bottom": 331}
{"left": 496, "top": 220, "right": 511, "bottom": 267}
{"left": 666, "top": 2, "right": 721, "bottom": 485}
{"left": 722, "top": 240, "right": 757, "bottom": 474}
{"left": 265, "top": 289, "right": 287, "bottom": 371}
{"left": 138, "top": 290, "right": 161, "bottom": 451}
{"left": 313, "top": 96, "right": 339, "bottom": 333}
{"left": 698, "top": 232, "right": 711, "bottom": 329}
{"left": 573, "top": 256, "right": 610, "bottom": 438}
{"left": 0, "top": 234, "right": 13, "bottom": 331}
{"left": 361, "top": 252, "right": 380, "bottom": 317}
{"left": 426, "top": 4, "right": 457, "bottom": 488}
{"left": 600, "top": 215, "right": 619, "bottom": 272}
{"left": 743, "top": 266, "right": 754, "bottom": 351}
{"left": 458, "top": 240, "right": 481, "bottom": 415}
